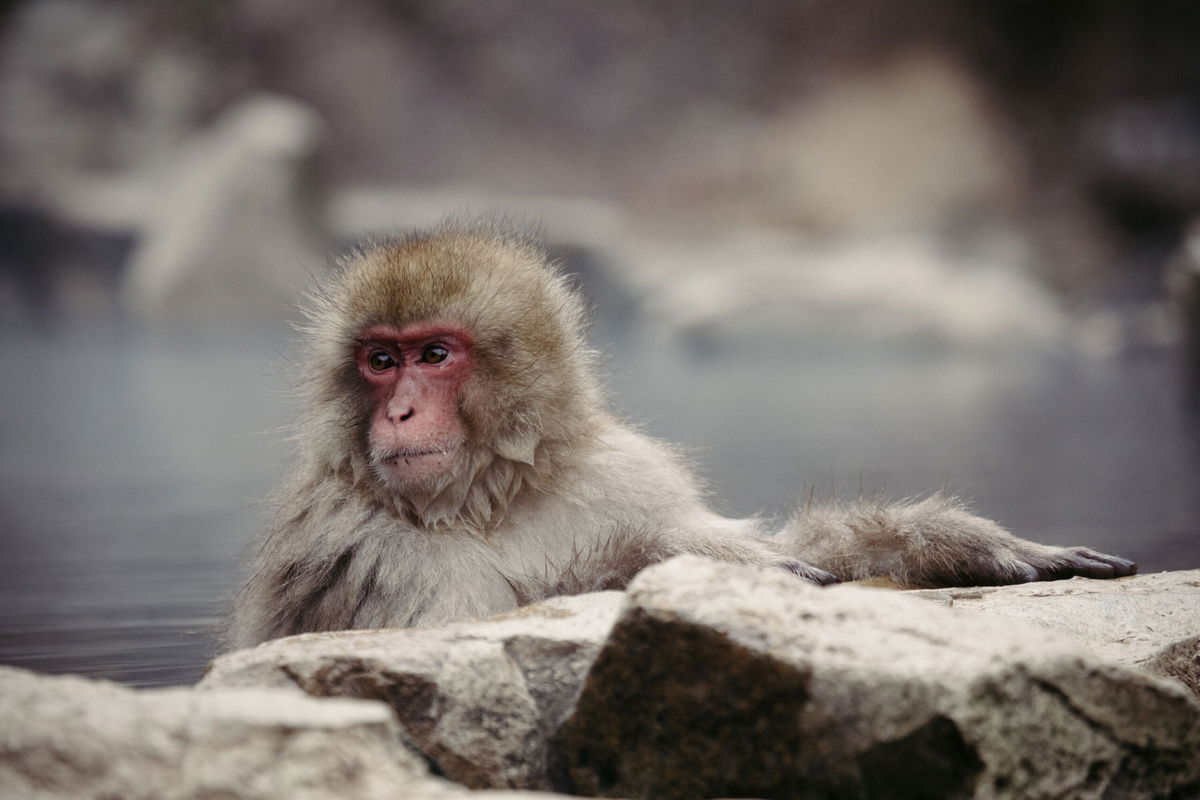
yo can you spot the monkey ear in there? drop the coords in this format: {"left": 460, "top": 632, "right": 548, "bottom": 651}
{"left": 493, "top": 431, "right": 539, "bottom": 466}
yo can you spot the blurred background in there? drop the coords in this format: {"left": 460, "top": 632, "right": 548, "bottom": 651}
{"left": 2, "top": 0, "right": 1199, "bottom": 686}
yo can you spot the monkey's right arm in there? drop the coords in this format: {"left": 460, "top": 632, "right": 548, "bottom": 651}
{"left": 781, "top": 494, "right": 1137, "bottom": 588}
{"left": 506, "top": 423, "right": 840, "bottom": 596}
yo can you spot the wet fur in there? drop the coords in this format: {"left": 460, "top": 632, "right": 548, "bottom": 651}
{"left": 224, "top": 223, "right": 1136, "bottom": 650}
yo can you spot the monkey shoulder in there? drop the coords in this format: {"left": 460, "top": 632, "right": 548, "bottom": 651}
{"left": 534, "top": 420, "right": 707, "bottom": 525}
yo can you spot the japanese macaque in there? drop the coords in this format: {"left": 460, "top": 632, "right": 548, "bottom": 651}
{"left": 224, "top": 224, "right": 1136, "bottom": 650}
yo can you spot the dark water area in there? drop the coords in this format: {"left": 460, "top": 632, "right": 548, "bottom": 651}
{"left": 0, "top": 321, "right": 294, "bottom": 686}
{"left": 2, "top": 315, "right": 1199, "bottom": 687}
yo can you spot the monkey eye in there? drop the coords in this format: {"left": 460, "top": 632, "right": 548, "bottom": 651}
{"left": 420, "top": 344, "right": 449, "bottom": 364}
{"left": 367, "top": 350, "right": 397, "bottom": 372}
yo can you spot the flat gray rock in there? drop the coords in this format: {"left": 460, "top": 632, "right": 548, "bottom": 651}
{"left": 560, "top": 557, "right": 1200, "bottom": 799}
{"left": 911, "top": 569, "right": 1200, "bottom": 699}
{"left": 0, "top": 665, "right": 446, "bottom": 800}
{"left": 202, "top": 591, "right": 625, "bottom": 790}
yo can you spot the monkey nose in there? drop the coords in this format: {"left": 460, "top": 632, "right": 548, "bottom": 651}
{"left": 389, "top": 405, "right": 415, "bottom": 422}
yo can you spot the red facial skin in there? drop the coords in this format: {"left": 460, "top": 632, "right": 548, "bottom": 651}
{"left": 354, "top": 323, "right": 473, "bottom": 487}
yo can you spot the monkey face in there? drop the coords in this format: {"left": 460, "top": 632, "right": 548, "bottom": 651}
{"left": 298, "top": 229, "right": 604, "bottom": 530}
{"left": 355, "top": 322, "right": 474, "bottom": 492}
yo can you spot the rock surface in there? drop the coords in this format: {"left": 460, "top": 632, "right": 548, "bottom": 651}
{"left": 627, "top": 228, "right": 1068, "bottom": 357}
{"left": 560, "top": 558, "right": 1200, "bottom": 799}
{"left": 700, "top": 50, "right": 1021, "bottom": 232}
{"left": 10, "top": 563, "right": 1200, "bottom": 799}
{"left": 201, "top": 591, "right": 625, "bottom": 790}
{"left": 0, "top": 665, "right": 445, "bottom": 800}
{"left": 911, "top": 569, "right": 1200, "bottom": 699}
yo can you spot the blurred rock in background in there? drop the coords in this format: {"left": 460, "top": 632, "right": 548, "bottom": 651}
{"left": 624, "top": 228, "right": 1067, "bottom": 358}
{"left": 121, "top": 95, "right": 329, "bottom": 320}
{"left": 1166, "top": 221, "right": 1200, "bottom": 402}
{"left": 640, "top": 50, "right": 1023, "bottom": 234}
{"left": 2, "top": 0, "right": 1198, "bottom": 334}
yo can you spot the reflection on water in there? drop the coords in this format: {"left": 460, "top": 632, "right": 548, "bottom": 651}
{"left": 1, "top": 319, "right": 1198, "bottom": 686}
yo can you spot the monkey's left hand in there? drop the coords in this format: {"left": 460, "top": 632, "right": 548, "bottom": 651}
{"left": 986, "top": 541, "right": 1138, "bottom": 584}
{"left": 903, "top": 514, "right": 1140, "bottom": 587}
{"left": 787, "top": 496, "right": 1138, "bottom": 588}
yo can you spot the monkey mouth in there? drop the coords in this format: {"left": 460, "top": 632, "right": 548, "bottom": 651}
{"left": 380, "top": 447, "right": 458, "bottom": 463}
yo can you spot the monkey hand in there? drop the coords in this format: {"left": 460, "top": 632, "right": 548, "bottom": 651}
{"left": 785, "top": 495, "right": 1137, "bottom": 588}
{"left": 890, "top": 507, "right": 1140, "bottom": 587}
{"left": 980, "top": 541, "right": 1138, "bottom": 584}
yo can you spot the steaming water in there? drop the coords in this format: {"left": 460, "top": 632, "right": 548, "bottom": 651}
{"left": 1, "top": 319, "right": 1197, "bottom": 686}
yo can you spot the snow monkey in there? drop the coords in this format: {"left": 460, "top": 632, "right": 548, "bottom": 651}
{"left": 224, "top": 224, "right": 1136, "bottom": 650}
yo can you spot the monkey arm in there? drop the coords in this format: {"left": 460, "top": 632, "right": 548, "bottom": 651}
{"left": 649, "top": 515, "right": 843, "bottom": 586}
{"left": 780, "top": 494, "right": 1137, "bottom": 588}
{"left": 496, "top": 422, "right": 840, "bottom": 600}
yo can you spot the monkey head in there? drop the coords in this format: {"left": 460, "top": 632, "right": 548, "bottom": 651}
{"left": 300, "top": 227, "right": 603, "bottom": 530}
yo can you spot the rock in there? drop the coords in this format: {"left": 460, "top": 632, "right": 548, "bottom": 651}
{"left": 0, "top": 665, "right": 449, "bottom": 800}
{"left": 751, "top": 51, "right": 1021, "bottom": 232}
{"left": 0, "top": 0, "right": 149, "bottom": 189}
{"left": 560, "top": 557, "right": 1200, "bottom": 799}
{"left": 121, "top": 94, "right": 329, "bottom": 320}
{"left": 26, "top": 564, "right": 1197, "bottom": 798}
{"left": 1167, "top": 221, "right": 1200, "bottom": 401}
{"left": 201, "top": 591, "right": 625, "bottom": 791}
{"left": 911, "top": 569, "right": 1200, "bottom": 699}
{"left": 329, "top": 185, "right": 627, "bottom": 252}
{"left": 645, "top": 50, "right": 1021, "bottom": 234}
{"left": 628, "top": 228, "right": 1068, "bottom": 357}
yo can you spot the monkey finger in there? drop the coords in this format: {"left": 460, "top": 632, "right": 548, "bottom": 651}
{"left": 1038, "top": 547, "right": 1137, "bottom": 580}
{"left": 1062, "top": 559, "right": 1115, "bottom": 579}
{"left": 1077, "top": 549, "right": 1138, "bottom": 577}
{"left": 1034, "top": 560, "right": 1104, "bottom": 581}
{"left": 779, "top": 559, "right": 840, "bottom": 586}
